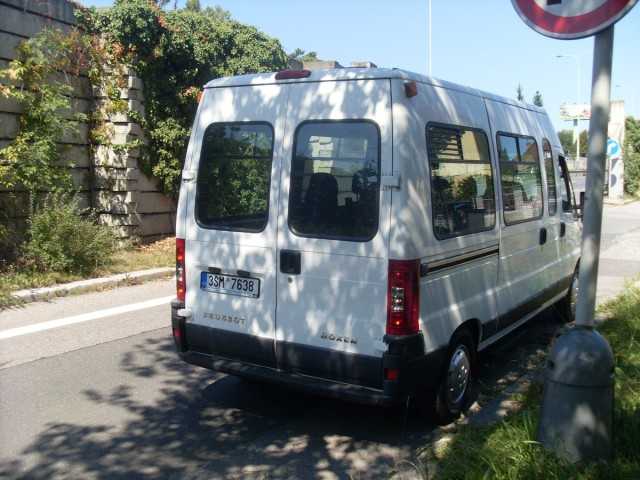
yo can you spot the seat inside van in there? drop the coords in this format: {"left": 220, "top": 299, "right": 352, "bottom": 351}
{"left": 288, "top": 121, "right": 380, "bottom": 239}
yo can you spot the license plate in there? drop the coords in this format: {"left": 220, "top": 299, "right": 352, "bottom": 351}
{"left": 200, "top": 272, "right": 260, "bottom": 298}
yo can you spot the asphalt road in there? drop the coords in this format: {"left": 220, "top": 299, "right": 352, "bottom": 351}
{"left": 1, "top": 202, "right": 639, "bottom": 479}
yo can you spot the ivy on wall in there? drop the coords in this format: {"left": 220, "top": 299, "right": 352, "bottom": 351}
{"left": 77, "top": 0, "right": 289, "bottom": 198}
{"left": 0, "top": 28, "right": 126, "bottom": 214}
{"left": 0, "top": 27, "right": 128, "bottom": 259}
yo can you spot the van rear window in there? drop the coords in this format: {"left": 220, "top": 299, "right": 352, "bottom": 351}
{"left": 288, "top": 121, "right": 380, "bottom": 241}
{"left": 195, "top": 122, "right": 273, "bottom": 232}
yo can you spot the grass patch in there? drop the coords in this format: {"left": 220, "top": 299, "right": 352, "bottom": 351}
{"left": 0, "top": 237, "right": 174, "bottom": 309}
{"left": 425, "top": 284, "right": 640, "bottom": 479}
{"left": 98, "top": 237, "right": 175, "bottom": 274}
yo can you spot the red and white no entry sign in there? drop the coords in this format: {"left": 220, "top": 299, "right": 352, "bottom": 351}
{"left": 512, "top": 0, "right": 638, "bottom": 39}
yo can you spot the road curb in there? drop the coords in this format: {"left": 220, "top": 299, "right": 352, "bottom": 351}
{"left": 10, "top": 267, "right": 174, "bottom": 305}
{"left": 604, "top": 197, "right": 639, "bottom": 206}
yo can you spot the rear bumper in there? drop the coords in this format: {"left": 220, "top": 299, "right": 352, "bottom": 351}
{"left": 179, "top": 349, "right": 398, "bottom": 406}
{"left": 171, "top": 300, "right": 447, "bottom": 406}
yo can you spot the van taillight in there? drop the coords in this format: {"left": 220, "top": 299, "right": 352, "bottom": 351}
{"left": 386, "top": 259, "right": 420, "bottom": 336}
{"left": 176, "top": 238, "right": 186, "bottom": 302}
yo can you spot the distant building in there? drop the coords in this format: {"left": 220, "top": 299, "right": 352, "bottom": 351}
{"left": 303, "top": 60, "right": 344, "bottom": 70}
{"left": 350, "top": 61, "right": 377, "bottom": 68}
{"left": 293, "top": 59, "right": 378, "bottom": 71}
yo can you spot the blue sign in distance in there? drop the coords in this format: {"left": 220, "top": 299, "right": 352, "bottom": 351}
{"left": 607, "top": 138, "right": 621, "bottom": 158}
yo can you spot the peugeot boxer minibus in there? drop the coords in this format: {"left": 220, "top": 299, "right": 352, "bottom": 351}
{"left": 171, "top": 68, "right": 581, "bottom": 423}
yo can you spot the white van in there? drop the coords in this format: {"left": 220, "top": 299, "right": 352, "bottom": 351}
{"left": 171, "top": 68, "right": 581, "bottom": 422}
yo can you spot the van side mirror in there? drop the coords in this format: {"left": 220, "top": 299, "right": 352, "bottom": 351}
{"left": 578, "top": 191, "right": 585, "bottom": 220}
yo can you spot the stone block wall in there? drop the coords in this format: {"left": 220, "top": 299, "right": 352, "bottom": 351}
{"left": 92, "top": 72, "right": 176, "bottom": 241}
{"left": 0, "top": 0, "right": 88, "bottom": 237}
{"left": 0, "top": 0, "right": 176, "bottom": 243}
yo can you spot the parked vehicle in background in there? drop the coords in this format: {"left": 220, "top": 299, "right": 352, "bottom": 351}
{"left": 171, "top": 68, "right": 581, "bottom": 423}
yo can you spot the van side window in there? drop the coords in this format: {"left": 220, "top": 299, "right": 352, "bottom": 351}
{"left": 543, "top": 139, "right": 558, "bottom": 215}
{"left": 558, "top": 154, "right": 576, "bottom": 213}
{"left": 195, "top": 122, "right": 274, "bottom": 232}
{"left": 427, "top": 124, "right": 495, "bottom": 239}
{"left": 497, "top": 133, "right": 543, "bottom": 225}
{"left": 289, "top": 121, "right": 380, "bottom": 241}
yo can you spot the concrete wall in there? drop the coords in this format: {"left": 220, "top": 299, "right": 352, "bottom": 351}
{"left": 0, "top": 0, "right": 175, "bottom": 243}
{"left": 92, "top": 72, "right": 176, "bottom": 241}
{"left": 0, "top": 0, "right": 84, "bottom": 237}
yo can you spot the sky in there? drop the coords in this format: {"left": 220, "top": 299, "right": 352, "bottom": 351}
{"left": 81, "top": 0, "right": 640, "bottom": 133}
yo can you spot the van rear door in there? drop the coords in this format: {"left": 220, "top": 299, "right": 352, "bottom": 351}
{"left": 274, "top": 79, "right": 392, "bottom": 387}
{"left": 182, "top": 84, "right": 288, "bottom": 367}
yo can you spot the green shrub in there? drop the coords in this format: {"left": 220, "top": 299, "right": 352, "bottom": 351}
{"left": 23, "top": 197, "right": 117, "bottom": 275}
{"left": 625, "top": 117, "right": 640, "bottom": 196}
{"left": 76, "top": 2, "right": 289, "bottom": 198}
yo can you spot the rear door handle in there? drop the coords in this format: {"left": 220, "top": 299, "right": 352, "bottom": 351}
{"left": 539, "top": 227, "right": 547, "bottom": 245}
{"left": 280, "top": 250, "right": 301, "bottom": 275}
{"left": 560, "top": 222, "right": 566, "bottom": 238}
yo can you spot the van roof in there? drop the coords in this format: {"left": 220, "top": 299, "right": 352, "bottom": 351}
{"left": 204, "top": 67, "right": 546, "bottom": 114}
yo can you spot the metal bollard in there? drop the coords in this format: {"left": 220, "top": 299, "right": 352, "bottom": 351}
{"left": 537, "top": 326, "right": 615, "bottom": 463}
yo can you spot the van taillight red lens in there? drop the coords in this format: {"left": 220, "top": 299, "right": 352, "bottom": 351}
{"left": 385, "top": 368, "right": 399, "bottom": 381}
{"left": 386, "top": 259, "right": 420, "bottom": 336}
{"left": 275, "top": 69, "right": 311, "bottom": 80}
{"left": 172, "top": 326, "right": 182, "bottom": 341}
{"left": 176, "top": 238, "right": 186, "bottom": 302}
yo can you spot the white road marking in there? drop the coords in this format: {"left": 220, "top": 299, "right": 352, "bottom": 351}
{"left": 0, "top": 296, "right": 175, "bottom": 340}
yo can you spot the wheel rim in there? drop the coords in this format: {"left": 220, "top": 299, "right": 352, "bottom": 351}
{"left": 570, "top": 271, "right": 579, "bottom": 319}
{"left": 446, "top": 345, "right": 471, "bottom": 408}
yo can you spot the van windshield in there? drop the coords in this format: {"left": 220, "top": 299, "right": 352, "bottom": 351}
{"left": 195, "top": 122, "right": 274, "bottom": 232}
{"left": 288, "top": 121, "right": 380, "bottom": 241}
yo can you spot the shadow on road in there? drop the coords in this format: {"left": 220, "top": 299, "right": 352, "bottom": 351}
{"left": 0, "top": 307, "right": 563, "bottom": 479}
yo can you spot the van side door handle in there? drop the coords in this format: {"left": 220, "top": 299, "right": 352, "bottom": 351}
{"left": 280, "top": 250, "right": 301, "bottom": 275}
{"left": 560, "top": 222, "right": 566, "bottom": 238}
{"left": 539, "top": 227, "right": 547, "bottom": 245}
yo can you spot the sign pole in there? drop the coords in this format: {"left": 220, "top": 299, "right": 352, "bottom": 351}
{"left": 512, "top": 0, "right": 636, "bottom": 464}
{"left": 537, "top": 25, "right": 616, "bottom": 463}
{"left": 575, "top": 25, "right": 614, "bottom": 328}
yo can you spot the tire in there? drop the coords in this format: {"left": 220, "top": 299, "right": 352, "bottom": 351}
{"left": 557, "top": 266, "right": 579, "bottom": 323}
{"left": 432, "top": 329, "right": 477, "bottom": 425}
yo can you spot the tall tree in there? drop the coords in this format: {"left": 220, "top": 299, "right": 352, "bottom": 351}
{"left": 579, "top": 130, "right": 588, "bottom": 157}
{"left": 78, "top": 0, "right": 289, "bottom": 197}
{"left": 558, "top": 129, "right": 588, "bottom": 158}
{"left": 558, "top": 130, "right": 574, "bottom": 156}
{"left": 624, "top": 116, "right": 640, "bottom": 195}
{"left": 203, "top": 5, "right": 230, "bottom": 21}
{"left": 516, "top": 84, "right": 524, "bottom": 101}
{"left": 532, "top": 91, "right": 544, "bottom": 107}
{"left": 288, "top": 49, "right": 319, "bottom": 62}
{"left": 185, "top": 0, "right": 200, "bottom": 11}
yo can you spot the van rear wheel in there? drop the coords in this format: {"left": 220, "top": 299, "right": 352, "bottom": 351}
{"left": 432, "top": 329, "right": 477, "bottom": 425}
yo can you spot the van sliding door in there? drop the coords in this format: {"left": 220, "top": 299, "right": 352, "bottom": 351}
{"left": 485, "top": 99, "right": 552, "bottom": 330}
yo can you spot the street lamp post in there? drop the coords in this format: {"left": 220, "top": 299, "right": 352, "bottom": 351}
{"left": 428, "top": 0, "right": 432, "bottom": 76}
{"left": 619, "top": 84, "right": 639, "bottom": 117}
{"left": 557, "top": 54, "right": 582, "bottom": 160}
{"left": 614, "top": 83, "right": 623, "bottom": 99}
